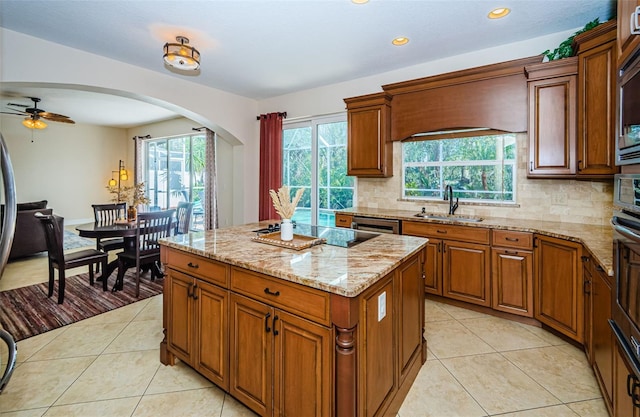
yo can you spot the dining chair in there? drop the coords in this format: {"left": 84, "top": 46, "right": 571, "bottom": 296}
{"left": 92, "top": 203, "right": 126, "bottom": 271}
{"left": 114, "top": 209, "right": 175, "bottom": 297}
{"left": 36, "top": 213, "right": 109, "bottom": 304}
{"left": 175, "top": 201, "right": 193, "bottom": 234}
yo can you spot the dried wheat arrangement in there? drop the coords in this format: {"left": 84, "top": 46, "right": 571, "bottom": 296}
{"left": 269, "top": 186, "right": 304, "bottom": 219}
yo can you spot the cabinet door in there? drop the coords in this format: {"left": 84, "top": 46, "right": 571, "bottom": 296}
{"left": 528, "top": 74, "right": 577, "bottom": 177}
{"left": 491, "top": 248, "right": 533, "bottom": 317}
{"left": 614, "top": 344, "right": 640, "bottom": 417}
{"left": 359, "top": 276, "right": 396, "bottom": 417}
{"left": 583, "top": 257, "right": 594, "bottom": 364}
{"left": 397, "top": 253, "right": 424, "bottom": 384}
{"left": 534, "top": 235, "right": 584, "bottom": 343}
{"left": 577, "top": 39, "right": 618, "bottom": 177}
{"left": 166, "top": 270, "right": 195, "bottom": 365}
{"left": 592, "top": 267, "right": 613, "bottom": 413}
{"left": 618, "top": 0, "right": 640, "bottom": 66}
{"left": 196, "top": 280, "right": 229, "bottom": 390}
{"left": 345, "top": 93, "right": 392, "bottom": 178}
{"left": 230, "top": 293, "right": 273, "bottom": 417}
{"left": 443, "top": 241, "right": 491, "bottom": 307}
{"left": 273, "top": 309, "right": 332, "bottom": 417}
{"left": 423, "top": 239, "right": 442, "bottom": 295}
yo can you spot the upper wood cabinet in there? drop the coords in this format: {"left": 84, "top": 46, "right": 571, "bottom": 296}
{"left": 618, "top": 0, "right": 640, "bottom": 67}
{"left": 344, "top": 92, "right": 392, "bottom": 178}
{"left": 526, "top": 57, "right": 578, "bottom": 177}
{"left": 574, "top": 20, "right": 619, "bottom": 178}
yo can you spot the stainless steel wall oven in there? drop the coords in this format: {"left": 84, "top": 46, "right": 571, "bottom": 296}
{"left": 611, "top": 173, "right": 640, "bottom": 408}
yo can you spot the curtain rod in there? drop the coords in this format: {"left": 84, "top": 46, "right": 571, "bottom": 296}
{"left": 256, "top": 112, "right": 287, "bottom": 121}
{"left": 192, "top": 127, "right": 205, "bottom": 131}
{"left": 132, "top": 135, "right": 151, "bottom": 140}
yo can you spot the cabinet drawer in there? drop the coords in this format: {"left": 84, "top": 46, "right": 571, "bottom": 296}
{"left": 231, "top": 267, "right": 331, "bottom": 326}
{"left": 165, "top": 248, "right": 229, "bottom": 287}
{"left": 492, "top": 230, "right": 533, "bottom": 250}
{"left": 402, "top": 221, "right": 490, "bottom": 244}
{"left": 335, "top": 213, "right": 353, "bottom": 228}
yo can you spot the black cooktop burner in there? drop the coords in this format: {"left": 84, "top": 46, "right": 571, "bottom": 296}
{"left": 254, "top": 223, "right": 379, "bottom": 248}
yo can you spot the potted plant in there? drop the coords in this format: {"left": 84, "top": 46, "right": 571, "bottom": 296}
{"left": 107, "top": 182, "right": 151, "bottom": 220}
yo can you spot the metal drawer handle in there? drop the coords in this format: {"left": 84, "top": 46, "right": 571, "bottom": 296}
{"left": 187, "top": 262, "right": 199, "bottom": 269}
{"left": 436, "top": 230, "right": 447, "bottom": 234}
{"left": 264, "top": 288, "right": 280, "bottom": 296}
{"left": 505, "top": 237, "right": 519, "bottom": 242}
{"left": 265, "top": 312, "right": 271, "bottom": 333}
{"left": 273, "top": 315, "right": 279, "bottom": 336}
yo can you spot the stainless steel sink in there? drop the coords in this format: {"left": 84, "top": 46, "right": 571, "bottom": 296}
{"left": 414, "top": 213, "right": 483, "bottom": 222}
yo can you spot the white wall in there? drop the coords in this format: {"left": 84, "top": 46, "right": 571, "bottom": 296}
{"left": 0, "top": 28, "right": 259, "bottom": 222}
{"left": 0, "top": 114, "right": 129, "bottom": 223}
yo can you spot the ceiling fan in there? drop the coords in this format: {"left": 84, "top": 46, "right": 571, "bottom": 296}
{"left": 1, "top": 97, "right": 75, "bottom": 129}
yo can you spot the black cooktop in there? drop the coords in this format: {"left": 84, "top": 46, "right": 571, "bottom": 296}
{"left": 254, "top": 223, "right": 379, "bottom": 248}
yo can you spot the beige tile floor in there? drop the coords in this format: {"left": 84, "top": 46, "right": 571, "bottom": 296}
{"left": 0, "top": 241, "right": 609, "bottom": 417}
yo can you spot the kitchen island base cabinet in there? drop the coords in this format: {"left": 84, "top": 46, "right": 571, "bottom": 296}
{"left": 160, "top": 245, "right": 426, "bottom": 417}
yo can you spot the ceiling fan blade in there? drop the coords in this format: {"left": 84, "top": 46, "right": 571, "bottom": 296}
{"left": 6, "top": 102, "right": 29, "bottom": 108}
{"left": 0, "top": 111, "right": 27, "bottom": 116}
{"left": 39, "top": 111, "right": 70, "bottom": 119}
{"left": 43, "top": 116, "right": 75, "bottom": 124}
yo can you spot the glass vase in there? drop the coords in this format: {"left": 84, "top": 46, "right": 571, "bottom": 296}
{"left": 127, "top": 206, "right": 137, "bottom": 221}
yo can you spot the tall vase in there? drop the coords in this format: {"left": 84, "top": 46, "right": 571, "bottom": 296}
{"left": 127, "top": 206, "right": 137, "bottom": 221}
{"left": 280, "top": 218, "right": 293, "bottom": 241}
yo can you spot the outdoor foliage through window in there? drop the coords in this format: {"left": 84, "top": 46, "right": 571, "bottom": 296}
{"left": 403, "top": 134, "right": 516, "bottom": 202}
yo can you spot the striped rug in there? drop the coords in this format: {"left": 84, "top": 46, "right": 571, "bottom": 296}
{"left": 0, "top": 269, "right": 163, "bottom": 341}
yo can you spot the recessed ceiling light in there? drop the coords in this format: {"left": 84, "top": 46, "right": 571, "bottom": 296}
{"left": 352, "top": 0, "right": 369, "bottom": 4}
{"left": 488, "top": 7, "right": 510, "bottom": 19}
{"left": 392, "top": 37, "right": 409, "bottom": 46}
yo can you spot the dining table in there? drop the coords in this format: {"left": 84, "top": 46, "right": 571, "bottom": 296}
{"left": 75, "top": 220, "right": 165, "bottom": 290}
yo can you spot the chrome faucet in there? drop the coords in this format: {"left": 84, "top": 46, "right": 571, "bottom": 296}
{"left": 444, "top": 185, "right": 459, "bottom": 215}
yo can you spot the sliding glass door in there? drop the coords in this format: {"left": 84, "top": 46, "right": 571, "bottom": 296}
{"left": 283, "top": 115, "right": 354, "bottom": 226}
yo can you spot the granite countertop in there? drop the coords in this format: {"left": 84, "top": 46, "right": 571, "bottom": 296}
{"left": 159, "top": 222, "right": 429, "bottom": 297}
{"left": 337, "top": 207, "right": 614, "bottom": 276}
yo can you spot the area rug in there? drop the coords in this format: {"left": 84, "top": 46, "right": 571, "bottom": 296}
{"left": 63, "top": 229, "right": 95, "bottom": 250}
{"left": 0, "top": 269, "right": 163, "bottom": 341}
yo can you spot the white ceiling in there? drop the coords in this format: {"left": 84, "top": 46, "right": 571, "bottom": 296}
{"left": 0, "top": 0, "right": 616, "bottom": 128}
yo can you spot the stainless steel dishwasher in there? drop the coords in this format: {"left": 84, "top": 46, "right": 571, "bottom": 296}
{"left": 351, "top": 215, "right": 401, "bottom": 234}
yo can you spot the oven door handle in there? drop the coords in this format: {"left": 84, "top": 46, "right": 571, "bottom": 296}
{"left": 611, "top": 319, "right": 640, "bottom": 378}
{"left": 613, "top": 216, "right": 640, "bottom": 242}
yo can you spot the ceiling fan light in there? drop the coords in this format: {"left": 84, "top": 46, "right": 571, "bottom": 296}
{"left": 163, "top": 36, "right": 200, "bottom": 70}
{"left": 22, "top": 117, "right": 47, "bottom": 129}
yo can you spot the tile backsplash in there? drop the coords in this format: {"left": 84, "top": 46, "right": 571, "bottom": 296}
{"left": 355, "top": 134, "right": 613, "bottom": 226}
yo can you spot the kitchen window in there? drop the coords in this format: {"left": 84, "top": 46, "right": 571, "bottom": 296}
{"left": 283, "top": 115, "right": 354, "bottom": 226}
{"left": 402, "top": 133, "right": 516, "bottom": 202}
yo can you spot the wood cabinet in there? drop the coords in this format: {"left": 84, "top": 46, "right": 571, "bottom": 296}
{"left": 574, "top": 20, "right": 618, "bottom": 178}
{"left": 164, "top": 265, "right": 229, "bottom": 389}
{"left": 229, "top": 293, "right": 332, "bottom": 417}
{"left": 618, "top": 0, "right": 640, "bottom": 67}
{"left": 335, "top": 213, "right": 353, "bottom": 228}
{"left": 491, "top": 230, "right": 534, "bottom": 317}
{"left": 402, "top": 221, "right": 490, "bottom": 307}
{"left": 344, "top": 92, "right": 392, "bottom": 178}
{"left": 525, "top": 57, "right": 578, "bottom": 177}
{"left": 534, "top": 234, "right": 584, "bottom": 343}
{"left": 583, "top": 254, "right": 613, "bottom": 415}
{"left": 614, "top": 343, "right": 640, "bottom": 417}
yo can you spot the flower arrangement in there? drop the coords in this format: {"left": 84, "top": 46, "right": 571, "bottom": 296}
{"left": 269, "top": 186, "right": 304, "bottom": 219}
{"left": 107, "top": 182, "right": 151, "bottom": 207}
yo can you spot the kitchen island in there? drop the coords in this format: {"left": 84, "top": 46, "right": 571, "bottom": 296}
{"left": 159, "top": 222, "right": 429, "bottom": 417}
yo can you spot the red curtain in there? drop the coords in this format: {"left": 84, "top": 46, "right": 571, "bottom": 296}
{"left": 258, "top": 112, "right": 284, "bottom": 221}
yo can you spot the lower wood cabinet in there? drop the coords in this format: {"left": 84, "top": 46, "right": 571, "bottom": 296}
{"left": 614, "top": 343, "right": 640, "bottom": 417}
{"left": 165, "top": 270, "right": 229, "bottom": 389}
{"left": 534, "top": 234, "right": 584, "bottom": 343}
{"left": 402, "top": 221, "right": 490, "bottom": 307}
{"left": 229, "top": 293, "right": 332, "bottom": 417}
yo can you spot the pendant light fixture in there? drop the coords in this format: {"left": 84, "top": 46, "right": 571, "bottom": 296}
{"left": 163, "top": 36, "right": 200, "bottom": 70}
